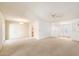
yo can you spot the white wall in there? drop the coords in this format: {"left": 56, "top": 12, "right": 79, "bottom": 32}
{"left": 38, "top": 20, "right": 51, "bottom": 39}
{"left": 51, "top": 23, "right": 60, "bottom": 37}
{"left": 29, "top": 20, "right": 51, "bottom": 39}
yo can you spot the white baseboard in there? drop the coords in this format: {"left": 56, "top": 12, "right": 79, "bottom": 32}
{"left": 38, "top": 36, "right": 50, "bottom": 40}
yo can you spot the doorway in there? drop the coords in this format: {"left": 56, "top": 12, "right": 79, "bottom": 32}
{"left": 5, "top": 20, "right": 30, "bottom": 40}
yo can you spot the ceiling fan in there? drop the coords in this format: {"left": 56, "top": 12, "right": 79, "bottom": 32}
{"left": 51, "top": 12, "right": 63, "bottom": 18}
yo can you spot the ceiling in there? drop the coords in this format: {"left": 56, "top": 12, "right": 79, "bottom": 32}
{"left": 0, "top": 2, "right": 79, "bottom": 22}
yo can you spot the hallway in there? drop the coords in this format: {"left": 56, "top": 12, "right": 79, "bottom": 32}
{"left": 0, "top": 37, "right": 79, "bottom": 56}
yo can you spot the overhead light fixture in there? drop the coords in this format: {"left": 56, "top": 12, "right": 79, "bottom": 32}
{"left": 52, "top": 13, "right": 62, "bottom": 18}
{"left": 19, "top": 22, "right": 24, "bottom": 24}
{"left": 51, "top": 10, "right": 63, "bottom": 18}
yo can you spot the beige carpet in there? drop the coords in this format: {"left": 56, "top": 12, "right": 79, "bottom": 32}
{"left": 0, "top": 37, "right": 79, "bottom": 56}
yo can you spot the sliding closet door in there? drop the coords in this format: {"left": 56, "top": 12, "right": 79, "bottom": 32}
{"left": 51, "top": 23, "right": 72, "bottom": 38}
{"left": 0, "top": 11, "right": 5, "bottom": 50}
{"left": 61, "top": 24, "right": 72, "bottom": 37}
{"left": 0, "top": 20, "right": 3, "bottom": 49}
{"left": 72, "top": 21, "right": 79, "bottom": 41}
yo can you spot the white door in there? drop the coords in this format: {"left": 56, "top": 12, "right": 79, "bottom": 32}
{"left": 0, "top": 11, "right": 5, "bottom": 50}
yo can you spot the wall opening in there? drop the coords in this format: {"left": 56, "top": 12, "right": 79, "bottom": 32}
{"left": 5, "top": 20, "right": 30, "bottom": 40}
